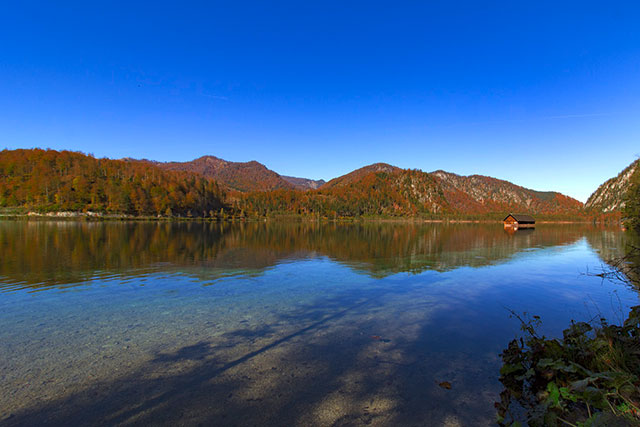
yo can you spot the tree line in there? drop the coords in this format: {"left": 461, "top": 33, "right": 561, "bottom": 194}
{"left": 0, "top": 149, "right": 225, "bottom": 217}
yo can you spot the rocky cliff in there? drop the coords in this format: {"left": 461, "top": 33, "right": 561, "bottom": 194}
{"left": 585, "top": 159, "right": 639, "bottom": 213}
{"left": 431, "top": 171, "right": 583, "bottom": 215}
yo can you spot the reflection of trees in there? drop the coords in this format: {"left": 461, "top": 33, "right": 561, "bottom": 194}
{"left": 0, "top": 221, "right": 624, "bottom": 291}
{"left": 585, "top": 227, "right": 637, "bottom": 262}
{"left": 586, "top": 228, "right": 640, "bottom": 288}
{"left": 585, "top": 228, "right": 640, "bottom": 287}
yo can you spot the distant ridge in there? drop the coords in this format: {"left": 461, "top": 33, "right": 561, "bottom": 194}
{"left": 151, "top": 156, "right": 327, "bottom": 192}
{"left": 156, "top": 155, "right": 295, "bottom": 192}
{"left": 281, "top": 175, "right": 326, "bottom": 190}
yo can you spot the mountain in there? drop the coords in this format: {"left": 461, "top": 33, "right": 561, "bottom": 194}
{"left": 432, "top": 171, "right": 584, "bottom": 215}
{"left": 281, "top": 176, "right": 326, "bottom": 190}
{"left": 239, "top": 162, "right": 584, "bottom": 218}
{"left": 157, "top": 156, "right": 295, "bottom": 192}
{"left": 321, "top": 163, "right": 401, "bottom": 189}
{"left": 239, "top": 166, "right": 449, "bottom": 217}
{"left": 585, "top": 159, "right": 639, "bottom": 213}
{"left": 320, "top": 167, "right": 449, "bottom": 215}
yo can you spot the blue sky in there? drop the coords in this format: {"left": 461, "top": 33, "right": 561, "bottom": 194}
{"left": 1, "top": 1, "right": 639, "bottom": 201}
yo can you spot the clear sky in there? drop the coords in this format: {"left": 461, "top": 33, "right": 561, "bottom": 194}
{"left": 1, "top": 1, "right": 639, "bottom": 202}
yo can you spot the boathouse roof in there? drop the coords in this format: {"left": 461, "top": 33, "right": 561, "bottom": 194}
{"left": 503, "top": 214, "right": 535, "bottom": 224}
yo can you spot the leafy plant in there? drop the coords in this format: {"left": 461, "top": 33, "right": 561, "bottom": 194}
{"left": 497, "top": 246, "right": 640, "bottom": 426}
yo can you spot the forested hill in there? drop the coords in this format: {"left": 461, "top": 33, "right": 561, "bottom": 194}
{"left": 0, "top": 149, "right": 225, "bottom": 216}
{"left": 321, "top": 163, "right": 401, "bottom": 189}
{"left": 238, "top": 168, "right": 449, "bottom": 217}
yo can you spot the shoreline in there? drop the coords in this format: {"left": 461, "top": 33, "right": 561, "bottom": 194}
{"left": 0, "top": 210, "right": 618, "bottom": 225}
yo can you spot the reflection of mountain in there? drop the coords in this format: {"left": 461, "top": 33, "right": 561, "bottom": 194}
{"left": 0, "top": 221, "right": 626, "bottom": 291}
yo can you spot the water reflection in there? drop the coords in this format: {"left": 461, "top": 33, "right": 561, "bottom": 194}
{"left": 0, "top": 221, "right": 630, "bottom": 292}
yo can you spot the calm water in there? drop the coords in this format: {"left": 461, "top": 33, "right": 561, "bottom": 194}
{"left": 0, "top": 221, "right": 638, "bottom": 426}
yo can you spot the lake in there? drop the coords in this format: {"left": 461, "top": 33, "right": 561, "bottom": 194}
{"left": 0, "top": 221, "right": 637, "bottom": 426}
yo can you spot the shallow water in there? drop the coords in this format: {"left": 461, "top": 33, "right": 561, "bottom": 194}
{"left": 0, "top": 221, "right": 637, "bottom": 426}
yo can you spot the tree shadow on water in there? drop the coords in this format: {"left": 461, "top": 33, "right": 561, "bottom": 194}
{"left": 4, "top": 288, "right": 499, "bottom": 426}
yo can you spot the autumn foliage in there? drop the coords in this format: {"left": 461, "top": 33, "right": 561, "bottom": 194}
{"left": 0, "top": 149, "right": 225, "bottom": 216}
{"left": 237, "top": 169, "right": 449, "bottom": 218}
{"left": 0, "top": 149, "right": 593, "bottom": 219}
